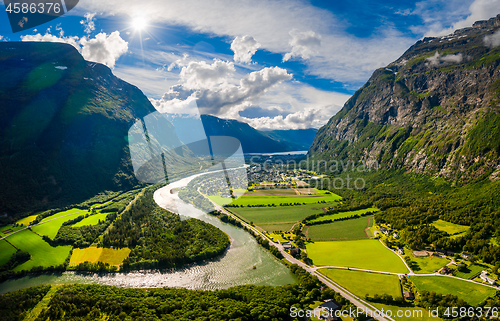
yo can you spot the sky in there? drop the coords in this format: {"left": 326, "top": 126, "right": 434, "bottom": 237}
{"left": 0, "top": 0, "right": 499, "bottom": 130}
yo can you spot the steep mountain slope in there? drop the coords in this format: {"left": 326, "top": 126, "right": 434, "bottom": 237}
{"left": 0, "top": 42, "right": 162, "bottom": 215}
{"left": 309, "top": 14, "right": 500, "bottom": 184}
{"left": 166, "top": 114, "right": 317, "bottom": 153}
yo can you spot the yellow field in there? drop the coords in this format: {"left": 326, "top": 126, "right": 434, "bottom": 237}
{"left": 69, "top": 247, "right": 131, "bottom": 267}
{"left": 16, "top": 214, "right": 38, "bottom": 226}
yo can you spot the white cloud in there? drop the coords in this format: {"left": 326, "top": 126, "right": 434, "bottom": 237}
{"left": 412, "top": 0, "right": 500, "bottom": 37}
{"left": 426, "top": 51, "right": 464, "bottom": 66}
{"left": 80, "top": 12, "right": 97, "bottom": 35}
{"left": 0, "top": 36, "right": 4, "bottom": 41}
{"left": 80, "top": 32, "right": 128, "bottom": 68}
{"left": 21, "top": 30, "right": 128, "bottom": 68}
{"left": 179, "top": 59, "right": 235, "bottom": 89}
{"left": 231, "top": 36, "right": 261, "bottom": 63}
{"left": 484, "top": 29, "right": 500, "bottom": 47}
{"left": 75, "top": 0, "right": 415, "bottom": 84}
{"left": 283, "top": 29, "right": 321, "bottom": 62}
{"left": 152, "top": 65, "right": 292, "bottom": 115}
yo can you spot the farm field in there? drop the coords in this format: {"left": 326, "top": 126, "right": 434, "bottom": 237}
{"left": 231, "top": 194, "right": 342, "bottom": 206}
{"left": 72, "top": 213, "right": 109, "bottom": 227}
{"left": 258, "top": 223, "right": 297, "bottom": 233}
{"left": 306, "top": 216, "right": 373, "bottom": 241}
{"left": 16, "top": 214, "right": 38, "bottom": 226}
{"left": 409, "top": 275, "right": 497, "bottom": 306}
{"left": 308, "top": 208, "right": 379, "bottom": 224}
{"left": 229, "top": 201, "right": 336, "bottom": 231}
{"left": 431, "top": 220, "right": 469, "bottom": 235}
{"left": 371, "top": 303, "right": 440, "bottom": 321}
{"left": 306, "top": 240, "right": 409, "bottom": 273}
{"left": 411, "top": 254, "right": 450, "bottom": 274}
{"left": 70, "top": 247, "right": 131, "bottom": 267}
{"left": 454, "top": 264, "right": 485, "bottom": 279}
{"left": 208, "top": 195, "right": 233, "bottom": 206}
{"left": 320, "top": 268, "right": 402, "bottom": 298}
{"left": 7, "top": 230, "right": 71, "bottom": 271}
{"left": 32, "top": 209, "right": 88, "bottom": 239}
{"left": 0, "top": 240, "right": 17, "bottom": 266}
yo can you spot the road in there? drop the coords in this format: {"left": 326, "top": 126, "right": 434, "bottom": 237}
{"left": 208, "top": 199, "right": 395, "bottom": 321}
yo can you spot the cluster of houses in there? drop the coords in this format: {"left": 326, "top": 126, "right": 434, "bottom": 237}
{"left": 379, "top": 226, "right": 398, "bottom": 239}
{"left": 282, "top": 242, "right": 301, "bottom": 257}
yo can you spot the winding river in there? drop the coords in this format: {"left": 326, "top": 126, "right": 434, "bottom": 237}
{"left": 0, "top": 171, "right": 297, "bottom": 294}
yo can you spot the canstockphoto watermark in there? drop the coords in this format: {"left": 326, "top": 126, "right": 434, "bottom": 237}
{"left": 290, "top": 307, "right": 423, "bottom": 319}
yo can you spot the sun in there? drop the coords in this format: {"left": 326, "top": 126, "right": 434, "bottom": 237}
{"left": 132, "top": 17, "right": 147, "bottom": 31}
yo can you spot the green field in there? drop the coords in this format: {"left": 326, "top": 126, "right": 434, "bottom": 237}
{"left": 411, "top": 255, "right": 450, "bottom": 274}
{"left": 16, "top": 214, "right": 38, "bottom": 226}
{"left": 232, "top": 194, "right": 342, "bottom": 206}
{"left": 309, "top": 208, "right": 379, "bottom": 224}
{"left": 32, "top": 209, "right": 88, "bottom": 239}
{"left": 410, "top": 275, "right": 497, "bottom": 306}
{"left": 306, "top": 240, "right": 409, "bottom": 273}
{"left": 72, "top": 213, "right": 109, "bottom": 227}
{"left": 230, "top": 202, "right": 337, "bottom": 231}
{"left": 70, "top": 247, "right": 131, "bottom": 266}
{"left": 0, "top": 240, "right": 17, "bottom": 266}
{"left": 306, "top": 216, "right": 373, "bottom": 241}
{"left": 320, "top": 269, "right": 402, "bottom": 298}
{"left": 208, "top": 195, "right": 234, "bottom": 206}
{"left": 6, "top": 230, "right": 71, "bottom": 271}
{"left": 245, "top": 189, "right": 299, "bottom": 196}
{"left": 258, "top": 223, "right": 297, "bottom": 232}
{"left": 0, "top": 225, "right": 24, "bottom": 238}
{"left": 454, "top": 264, "right": 485, "bottom": 279}
{"left": 431, "top": 220, "right": 469, "bottom": 235}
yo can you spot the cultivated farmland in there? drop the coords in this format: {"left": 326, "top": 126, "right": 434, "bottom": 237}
{"left": 0, "top": 240, "right": 17, "bottom": 266}
{"left": 69, "top": 247, "right": 131, "bottom": 267}
{"left": 320, "top": 268, "right": 402, "bottom": 298}
{"left": 306, "top": 216, "right": 373, "bottom": 241}
{"left": 306, "top": 240, "right": 409, "bottom": 273}
{"left": 72, "top": 213, "right": 110, "bottom": 227}
{"left": 7, "top": 230, "right": 71, "bottom": 271}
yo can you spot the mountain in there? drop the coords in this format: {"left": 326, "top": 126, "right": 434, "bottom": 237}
{"left": 309, "top": 14, "right": 500, "bottom": 184}
{"left": 166, "top": 114, "right": 317, "bottom": 153}
{"left": 0, "top": 42, "right": 168, "bottom": 215}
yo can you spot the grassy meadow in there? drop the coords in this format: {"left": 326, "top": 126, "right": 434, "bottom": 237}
{"left": 7, "top": 230, "right": 71, "bottom": 271}
{"left": 411, "top": 255, "right": 450, "bottom": 274}
{"left": 308, "top": 208, "right": 379, "bottom": 224}
{"left": 409, "top": 275, "right": 497, "bottom": 306}
{"left": 16, "top": 214, "right": 38, "bottom": 226}
{"left": 306, "top": 240, "right": 409, "bottom": 273}
{"left": 320, "top": 268, "right": 402, "bottom": 298}
{"left": 0, "top": 240, "right": 17, "bottom": 266}
{"left": 72, "top": 213, "right": 109, "bottom": 227}
{"left": 32, "top": 209, "right": 88, "bottom": 239}
{"left": 306, "top": 216, "right": 373, "bottom": 241}
{"left": 431, "top": 220, "right": 470, "bottom": 236}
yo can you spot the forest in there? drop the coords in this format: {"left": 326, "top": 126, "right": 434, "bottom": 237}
{"left": 103, "top": 187, "right": 230, "bottom": 269}
{"left": 0, "top": 265, "right": 368, "bottom": 321}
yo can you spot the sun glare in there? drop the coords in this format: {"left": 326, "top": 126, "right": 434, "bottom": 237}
{"left": 132, "top": 17, "right": 147, "bottom": 31}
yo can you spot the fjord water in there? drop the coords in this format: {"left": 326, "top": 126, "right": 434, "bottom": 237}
{"left": 0, "top": 173, "right": 296, "bottom": 294}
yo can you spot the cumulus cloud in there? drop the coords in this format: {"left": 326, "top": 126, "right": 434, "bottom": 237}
{"left": 152, "top": 65, "right": 292, "bottom": 115}
{"left": 179, "top": 59, "right": 235, "bottom": 89}
{"left": 484, "top": 29, "right": 500, "bottom": 47}
{"left": 21, "top": 30, "right": 128, "bottom": 68}
{"left": 230, "top": 36, "right": 261, "bottom": 63}
{"left": 80, "top": 32, "right": 129, "bottom": 68}
{"left": 0, "top": 36, "right": 3, "bottom": 41}
{"left": 80, "top": 12, "right": 97, "bottom": 35}
{"left": 283, "top": 29, "right": 321, "bottom": 62}
{"left": 426, "top": 51, "right": 463, "bottom": 66}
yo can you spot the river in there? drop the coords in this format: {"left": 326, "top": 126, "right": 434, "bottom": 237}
{"left": 0, "top": 171, "right": 297, "bottom": 294}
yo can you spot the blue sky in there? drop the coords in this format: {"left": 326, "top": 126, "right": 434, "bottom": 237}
{"left": 0, "top": 0, "right": 499, "bottom": 129}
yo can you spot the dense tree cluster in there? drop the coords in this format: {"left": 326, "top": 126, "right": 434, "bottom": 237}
{"left": 103, "top": 187, "right": 230, "bottom": 269}
{"left": 0, "top": 285, "right": 51, "bottom": 321}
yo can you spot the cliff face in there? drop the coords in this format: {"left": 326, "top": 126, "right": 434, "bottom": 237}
{"left": 309, "top": 15, "right": 500, "bottom": 183}
{"left": 0, "top": 42, "right": 158, "bottom": 214}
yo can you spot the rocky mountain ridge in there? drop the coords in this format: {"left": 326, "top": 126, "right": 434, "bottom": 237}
{"left": 309, "top": 14, "right": 500, "bottom": 184}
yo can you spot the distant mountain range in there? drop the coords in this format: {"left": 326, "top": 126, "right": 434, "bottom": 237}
{"left": 165, "top": 114, "right": 317, "bottom": 153}
{"left": 0, "top": 42, "right": 317, "bottom": 216}
{"left": 309, "top": 14, "right": 500, "bottom": 184}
